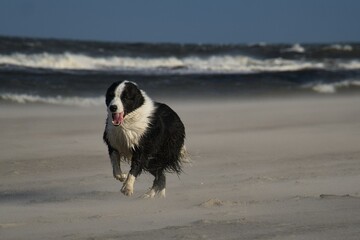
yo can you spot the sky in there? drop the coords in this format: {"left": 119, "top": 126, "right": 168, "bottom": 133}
{"left": 0, "top": 0, "right": 359, "bottom": 44}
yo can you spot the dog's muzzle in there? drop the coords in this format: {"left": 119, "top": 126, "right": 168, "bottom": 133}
{"left": 111, "top": 112, "right": 124, "bottom": 126}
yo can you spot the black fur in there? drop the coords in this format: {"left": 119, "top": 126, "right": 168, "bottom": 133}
{"left": 130, "top": 102, "right": 185, "bottom": 176}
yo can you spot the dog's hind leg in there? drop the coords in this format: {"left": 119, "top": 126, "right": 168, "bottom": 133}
{"left": 156, "top": 172, "right": 166, "bottom": 198}
{"left": 110, "top": 151, "right": 127, "bottom": 182}
{"left": 143, "top": 169, "right": 166, "bottom": 198}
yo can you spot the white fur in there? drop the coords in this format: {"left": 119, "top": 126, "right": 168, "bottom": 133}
{"left": 142, "top": 188, "right": 156, "bottom": 198}
{"left": 142, "top": 188, "right": 166, "bottom": 198}
{"left": 159, "top": 188, "right": 166, "bottom": 198}
{"left": 121, "top": 174, "right": 136, "bottom": 196}
{"left": 110, "top": 151, "right": 127, "bottom": 181}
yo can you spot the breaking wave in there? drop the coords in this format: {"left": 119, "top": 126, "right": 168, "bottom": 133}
{"left": 304, "top": 79, "right": 360, "bottom": 93}
{"left": 281, "top": 43, "right": 305, "bottom": 53}
{"left": 323, "top": 44, "right": 353, "bottom": 51}
{"left": 0, "top": 93, "right": 104, "bottom": 107}
{"left": 1, "top": 52, "right": 359, "bottom": 74}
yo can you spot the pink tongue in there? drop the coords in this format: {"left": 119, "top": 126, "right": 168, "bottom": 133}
{"left": 112, "top": 112, "right": 124, "bottom": 126}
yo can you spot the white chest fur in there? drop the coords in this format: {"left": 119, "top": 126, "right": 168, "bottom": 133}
{"left": 105, "top": 93, "right": 154, "bottom": 161}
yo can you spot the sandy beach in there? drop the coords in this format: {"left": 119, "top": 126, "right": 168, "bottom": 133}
{"left": 1, "top": 95, "right": 360, "bottom": 240}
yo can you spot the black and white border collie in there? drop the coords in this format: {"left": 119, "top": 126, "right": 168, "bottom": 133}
{"left": 103, "top": 81, "right": 187, "bottom": 198}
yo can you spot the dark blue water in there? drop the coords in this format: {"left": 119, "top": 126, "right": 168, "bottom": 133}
{"left": 0, "top": 36, "right": 359, "bottom": 105}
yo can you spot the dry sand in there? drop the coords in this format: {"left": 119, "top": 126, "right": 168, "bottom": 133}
{"left": 1, "top": 96, "right": 360, "bottom": 239}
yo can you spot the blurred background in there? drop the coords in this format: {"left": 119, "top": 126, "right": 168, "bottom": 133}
{"left": 0, "top": 0, "right": 360, "bottom": 104}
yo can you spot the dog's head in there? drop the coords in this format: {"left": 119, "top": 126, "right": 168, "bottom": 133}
{"left": 105, "top": 81, "right": 145, "bottom": 126}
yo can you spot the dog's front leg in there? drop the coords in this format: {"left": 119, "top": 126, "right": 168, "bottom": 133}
{"left": 110, "top": 150, "right": 127, "bottom": 182}
{"left": 121, "top": 152, "right": 143, "bottom": 196}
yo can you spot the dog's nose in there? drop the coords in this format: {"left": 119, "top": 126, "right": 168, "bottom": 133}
{"left": 109, "top": 105, "right": 118, "bottom": 112}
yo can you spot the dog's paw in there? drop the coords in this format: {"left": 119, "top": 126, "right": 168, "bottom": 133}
{"left": 159, "top": 188, "right": 166, "bottom": 198}
{"left": 114, "top": 173, "right": 128, "bottom": 182}
{"left": 141, "top": 188, "right": 166, "bottom": 199}
{"left": 121, "top": 174, "right": 135, "bottom": 196}
{"left": 121, "top": 184, "right": 133, "bottom": 196}
{"left": 142, "top": 189, "right": 156, "bottom": 199}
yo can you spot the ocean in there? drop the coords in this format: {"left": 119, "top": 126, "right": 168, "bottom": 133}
{"left": 1, "top": 36, "right": 360, "bottom": 106}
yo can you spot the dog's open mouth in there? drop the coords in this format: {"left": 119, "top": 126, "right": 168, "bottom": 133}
{"left": 112, "top": 112, "right": 124, "bottom": 126}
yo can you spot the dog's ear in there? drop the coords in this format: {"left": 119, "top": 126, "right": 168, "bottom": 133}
{"left": 124, "top": 82, "right": 142, "bottom": 99}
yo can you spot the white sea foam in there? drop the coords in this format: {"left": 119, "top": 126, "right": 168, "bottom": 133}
{"left": 183, "top": 56, "right": 324, "bottom": 73}
{"left": 337, "top": 60, "right": 360, "bottom": 70}
{"left": 0, "top": 93, "right": 104, "bottom": 106}
{"left": 0, "top": 52, "right": 185, "bottom": 71}
{"left": 1, "top": 52, "right": 360, "bottom": 74}
{"left": 323, "top": 44, "right": 353, "bottom": 51}
{"left": 306, "top": 80, "right": 360, "bottom": 94}
{"left": 312, "top": 84, "right": 337, "bottom": 94}
{"left": 281, "top": 43, "right": 306, "bottom": 53}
